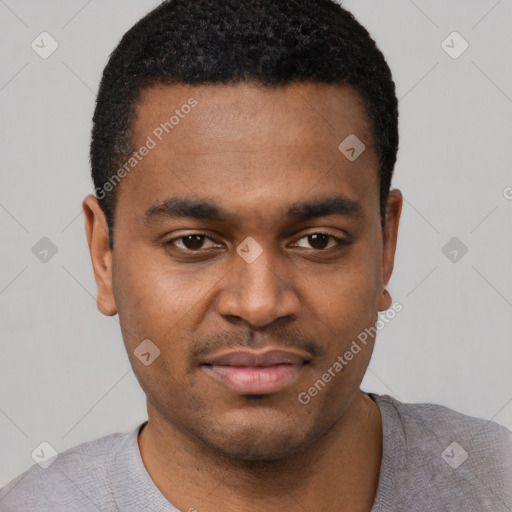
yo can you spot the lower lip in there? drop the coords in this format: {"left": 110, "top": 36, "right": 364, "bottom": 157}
{"left": 202, "top": 364, "right": 305, "bottom": 394}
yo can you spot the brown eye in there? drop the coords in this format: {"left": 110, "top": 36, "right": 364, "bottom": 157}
{"left": 181, "top": 234, "right": 206, "bottom": 250}
{"left": 168, "top": 234, "right": 219, "bottom": 252}
{"left": 307, "top": 234, "right": 330, "bottom": 250}
{"left": 293, "top": 233, "right": 347, "bottom": 250}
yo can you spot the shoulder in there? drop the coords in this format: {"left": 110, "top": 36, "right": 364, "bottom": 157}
{"left": 378, "top": 393, "right": 512, "bottom": 456}
{"left": 372, "top": 393, "right": 512, "bottom": 510}
{"left": 0, "top": 428, "right": 133, "bottom": 512}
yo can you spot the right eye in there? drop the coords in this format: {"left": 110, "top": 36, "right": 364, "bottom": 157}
{"left": 166, "top": 233, "right": 221, "bottom": 252}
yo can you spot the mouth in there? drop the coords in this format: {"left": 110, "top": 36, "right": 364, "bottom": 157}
{"left": 201, "top": 349, "right": 310, "bottom": 395}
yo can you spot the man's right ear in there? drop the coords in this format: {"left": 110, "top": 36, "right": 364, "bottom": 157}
{"left": 82, "top": 195, "right": 117, "bottom": 316}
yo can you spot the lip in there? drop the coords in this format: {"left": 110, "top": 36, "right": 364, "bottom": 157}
{"left": 201, "top": 349, "right": 310, "bottom": 395}
{"left": 203, "top": 348, "right": 310, "bottom": 367}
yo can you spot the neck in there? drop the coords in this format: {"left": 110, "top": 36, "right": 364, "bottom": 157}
{"left": 138, "top": 391, "right": 382, "bottom": 512}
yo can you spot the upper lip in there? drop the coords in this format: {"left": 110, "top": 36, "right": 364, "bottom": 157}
{"left": 202, "top": 348, "right": 311, "bottom": 367}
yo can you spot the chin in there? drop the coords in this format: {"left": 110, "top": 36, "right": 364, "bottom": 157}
{"left": 206, "top": 435, "right": 304, "bottom": 461}
{"left": 195, "top": 418, "right": 318, "bottom": 462}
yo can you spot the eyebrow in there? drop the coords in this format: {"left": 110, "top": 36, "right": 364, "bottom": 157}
{"left": 144, "top": 195, "right": 363, "bottom": 223}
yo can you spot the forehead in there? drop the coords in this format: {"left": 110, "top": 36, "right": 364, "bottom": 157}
{"left": 116, "top": 81, "right": 379, "bottom": 225}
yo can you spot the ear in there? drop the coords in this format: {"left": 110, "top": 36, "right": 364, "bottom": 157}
{"left": 378, "top": 189, "right": 403, "bottom": 312}
{"left": 83, "top": 194, "right": 117, "bottom": 316}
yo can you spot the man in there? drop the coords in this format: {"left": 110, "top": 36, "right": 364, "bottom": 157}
{"left": 1, "top": 0, "right": 510, "bottom": 510}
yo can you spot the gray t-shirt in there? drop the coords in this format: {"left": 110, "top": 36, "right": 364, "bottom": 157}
{"left": 1, "top": 393, "right": 511, "bottom": 511}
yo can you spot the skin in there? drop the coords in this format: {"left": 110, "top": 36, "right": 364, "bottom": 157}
{"left": 83, "top": 81, "right": 402, "bottom": 512}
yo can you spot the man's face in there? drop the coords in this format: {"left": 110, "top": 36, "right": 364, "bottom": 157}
{"left": 85, "top": 82, "right": 400, "bottom": 460}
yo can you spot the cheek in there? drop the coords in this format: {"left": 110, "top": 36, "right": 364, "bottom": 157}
{"left": 315, "top": 250, "right": 381, "bottom": 315}
{"left": 114, "top": 250, "right": 189, "bottom": 317}
{"left": 303, "top": 247, "right": 382, "bottom": 365}
{"left": 112, "top": 247, "right": 218, "bottom": 362}
{"left": 112, "top": 254, "right": 199, "bottom": 398}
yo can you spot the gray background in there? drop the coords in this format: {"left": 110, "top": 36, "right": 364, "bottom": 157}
{"left": 1, "top": 0, "right": 511, "bottom": 487}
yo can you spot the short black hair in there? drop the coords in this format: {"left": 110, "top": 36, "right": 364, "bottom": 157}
{"left": 91, "top": 0, "right": 398, "bottom": 248}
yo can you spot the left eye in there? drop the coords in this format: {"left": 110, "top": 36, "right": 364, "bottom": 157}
{"left": 293, "top": 233, "right": 346, "bottom": 250}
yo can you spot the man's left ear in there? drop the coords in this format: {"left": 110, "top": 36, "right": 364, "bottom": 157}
{"left": 378, "top": 189, "right": 403, "bottom": 312}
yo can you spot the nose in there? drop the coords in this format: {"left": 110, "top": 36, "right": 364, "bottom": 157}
{"left": 215, "top": 243, "right": 301, "bottom": 328}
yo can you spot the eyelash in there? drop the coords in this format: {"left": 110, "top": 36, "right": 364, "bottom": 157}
{"left": 165, "top": 232, "right": 351, "bottom": 252}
